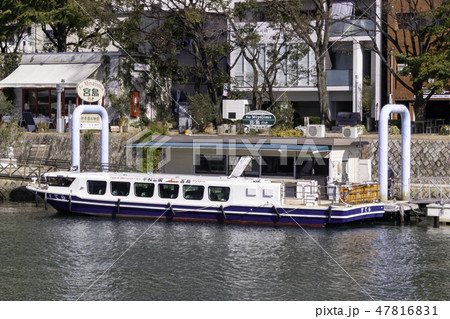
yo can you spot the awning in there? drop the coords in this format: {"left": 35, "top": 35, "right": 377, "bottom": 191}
{"left": 0, "top": 63, "right": 101, "bottom": 88}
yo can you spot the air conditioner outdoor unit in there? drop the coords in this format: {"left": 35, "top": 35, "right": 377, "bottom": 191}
{"left": 342, "top": 126, "right": 363, "bottom": 139}
{"left": 306, "top": 124, "right": 326, "bottom": 138}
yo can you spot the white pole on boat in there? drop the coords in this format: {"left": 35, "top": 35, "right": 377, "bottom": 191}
{"left": 378, "top": 104, "right": 411, "bottom": 202}
{"left": 71, "top": 104, "right": 109, "bottom": 172}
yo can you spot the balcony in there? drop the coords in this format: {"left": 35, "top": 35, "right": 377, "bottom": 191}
{"left": 330, "top": 19, "right": 375, "bottom": 38}
{"left": 326, "top": 70, "right": 352, "bottom": 86}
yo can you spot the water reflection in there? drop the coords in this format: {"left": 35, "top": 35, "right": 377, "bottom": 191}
{"left": 0, "top": 203, "right": 449, "bottom": 301}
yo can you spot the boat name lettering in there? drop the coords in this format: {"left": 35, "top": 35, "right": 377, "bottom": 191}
{"left": 361, "top": 207, "right": 371, "bottom": 213}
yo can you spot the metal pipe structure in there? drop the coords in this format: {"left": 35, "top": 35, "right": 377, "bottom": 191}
{"left": 71, "top": 104, "right": 109, "bottom": 172}
{"left": 378, "top": 104, "right": 411, "bottom": 202}
{"left": 56, "top": 81, "right": 65, "bottom": 133}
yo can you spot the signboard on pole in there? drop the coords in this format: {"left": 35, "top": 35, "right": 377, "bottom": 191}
{"left": 77, "top": 79, "right": 105, "bottom": 103}
{"left": 80, "top": 114, "right": 102, "bottom": 130}
{"left": 242, "top": 110, "right": 276, "bottom": 129}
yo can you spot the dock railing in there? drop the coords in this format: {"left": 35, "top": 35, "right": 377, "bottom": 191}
{"left": 410, "top": 177, "right": 450, "bottom": 203}
{"left": 282, "top": 181, "right": 380, "bottom": 206}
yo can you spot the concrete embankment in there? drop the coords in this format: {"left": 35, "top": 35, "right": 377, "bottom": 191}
{"left": 0, "top": 131, "right": 138, "bottom": 201}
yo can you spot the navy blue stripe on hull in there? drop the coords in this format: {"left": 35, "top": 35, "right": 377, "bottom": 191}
{"left": 40, "top": 192, "right": 384, "bottom": 226}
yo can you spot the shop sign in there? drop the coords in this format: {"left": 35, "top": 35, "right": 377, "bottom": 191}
{"left": 242, "top": 110, "right": 276, "bottom": 129}
{"left": 77, "top": 79, "right": 105, "bottom": 103}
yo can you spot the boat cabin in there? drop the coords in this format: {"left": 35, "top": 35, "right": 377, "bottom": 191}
{"left": 129, "top": 135, "right": 372, "bottom": 187}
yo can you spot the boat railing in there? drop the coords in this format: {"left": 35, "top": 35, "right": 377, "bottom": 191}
{"left": 282, "top": 181, "right": 380, "bottom": 206}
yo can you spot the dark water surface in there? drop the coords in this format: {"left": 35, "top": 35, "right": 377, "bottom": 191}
{"left": 0, "top": 202, "right": 449, "bottom": 301}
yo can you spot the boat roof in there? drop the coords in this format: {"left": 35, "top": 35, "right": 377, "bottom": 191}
{"left": 126, "top": 135, "right": 368, "bottom": 150}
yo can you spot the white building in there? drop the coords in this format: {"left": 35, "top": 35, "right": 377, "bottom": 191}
{"left": 229, "top": 0, "right": 382, "bottom": 122}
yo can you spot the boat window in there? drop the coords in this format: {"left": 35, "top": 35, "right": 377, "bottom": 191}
{"left": 135, "top": 183, "right": 155, "bottom": 198}
{"left": 208, "top": 186, "right": 230, "bottom": 202}
{"left": 159, "top": 184, "right": 179, "bottom": 199}
{"left": 47, "top": 177, "right": 75, "bottom": 187}
{"left": 111, "top": 182, "right": 130, "bottom": 196}
{"left": 87, "top": 180, "right": 107, "bottom": 195}
{"left": 183, "top": 185, "right": 204, "bottom": 200}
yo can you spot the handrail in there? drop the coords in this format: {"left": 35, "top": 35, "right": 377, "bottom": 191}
{"left": 281, "top": 180, "right": 380, "bottom": 206}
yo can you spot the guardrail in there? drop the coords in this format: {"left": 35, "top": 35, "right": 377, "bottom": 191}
{"left": 282, "top": 181, "right": 380, "bottom": 206}
{"left": 0, "top": 158, "right": 140, "bottom": 180}
{"left": 410, "top": 177, "right": 450, "bottom": 202}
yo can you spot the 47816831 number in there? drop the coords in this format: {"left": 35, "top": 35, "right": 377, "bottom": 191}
{"left": 376, "top": 305, "right": 438, "bottom": 316}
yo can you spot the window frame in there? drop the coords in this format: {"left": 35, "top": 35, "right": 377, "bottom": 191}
{"left": 87, "top": 180, "right": 107, "bottom": 195}
{"left": 182, "top": 185, "right": 205, "bottom": 200}
{"left": 110, "top": 181, "right": 131, "bottom": 196}
{"left": 208, "top": 186, "right": 230, "bottom": 202}
{"left": 158, "top": 183, "right": 180, "bottom": 199}
{"left": 134, "top": 182, "right": 155, "bottom": 198}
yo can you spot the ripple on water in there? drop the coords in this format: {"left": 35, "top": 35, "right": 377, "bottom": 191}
{"left": 1, "top": 204, "right": 449, "bottom": 300}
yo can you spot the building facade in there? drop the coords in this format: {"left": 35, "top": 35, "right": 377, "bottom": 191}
{"left": 228, "top": 0, "right": 383, "bottom": 122}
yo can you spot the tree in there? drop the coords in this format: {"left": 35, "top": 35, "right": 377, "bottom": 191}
{"left": 0, "top": 92, "right": 24, "bottom": 156}
{"left": 111, "top": 0, "right": 231, "bottom": 123}
{"left": 229, "top": 0, "right": 308, "bottom": 110}
{"left": 269, "top": 0, "right": 335, "bottom": 125}
{"left": 35, "top": 0, "right": 117, "bottom": 52}
{"left": 0, "top": 0, "right": 35, "bottom": 53}
{"left": 363, "top": 0, "right": 450, "bottom": 120}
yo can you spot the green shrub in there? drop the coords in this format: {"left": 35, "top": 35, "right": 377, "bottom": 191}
{"left": 354, "top": 124, "right": 368, "bottom": 135}
{"left": 36, "top": 122, "right": 49, "bottom": 133}
{"left": 389, "top": 125, "right": 401, "bottom": 135}
{"left": 440, "top": 125, "right": 450, "bottom": 136}
{"left": 188, "top": 93, "right": 215, "bottom": 129}
{"left": 309, "top": 117, "right": 321, "bottom": 124}
{"left": 267, "top": 95, "right": 294, "bottom": 130}
{"left": 270, "top": 128, "right": 303, "bottom": 137}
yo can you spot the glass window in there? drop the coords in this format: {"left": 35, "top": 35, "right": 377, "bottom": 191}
{"left": 23, "top": 89, "right": 37, "bottom": 114}
{"left": 135, "top": 183, "right": 155, "bottom": 198}
{"left": 261, "top": 156, "right": 294, "bottom": 177}
{"left": 183, "top": 185, "right": 204, "bottom": 200}
{"left": 87, "top": 180, "right": 107, "bottom": 195}
{"left": 38, "top": 89, "right": 50, "bottom": 117}
{"left": 47, "top": 177, "right": 75, "bottom": 187}
{"left": 208, "top": 186, "right": 230, "bottom": 202}
{"left": 195, "top": 155, "right": 226, "bottom": 175}
{"left": 159, "top": 184, "right": 179, "bottom": 199}
{"left": 111, "top": 182, "right": 130, "bottom": 196}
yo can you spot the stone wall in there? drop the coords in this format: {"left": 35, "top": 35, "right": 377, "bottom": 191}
{"left": 363, "top": 136, "right": 450, "bottom": 180}
{"left": 12, "top": 132, "right": 135, "bottom": 167}
{"left": 0, "top": 131, "right": 139, "bottom": 200}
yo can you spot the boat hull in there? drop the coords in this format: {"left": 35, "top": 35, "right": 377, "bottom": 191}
{"left": 37, "top": 191, "right": 384, "bottom": 227}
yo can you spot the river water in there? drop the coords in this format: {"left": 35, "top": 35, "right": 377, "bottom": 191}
{"left": 0, "top": 202, "right": 449, "bottom": 301}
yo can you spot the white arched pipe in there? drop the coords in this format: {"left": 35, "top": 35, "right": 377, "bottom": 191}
{"left": 71, "top": 105, "right": 109, "bottom": 172}
{"left": 378, "top": 104, "right": 411, "bottom": 202}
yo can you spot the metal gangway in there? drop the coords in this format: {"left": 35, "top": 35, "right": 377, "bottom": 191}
{"left": 410, "top": 177, "right": 450, "bottom": 204}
